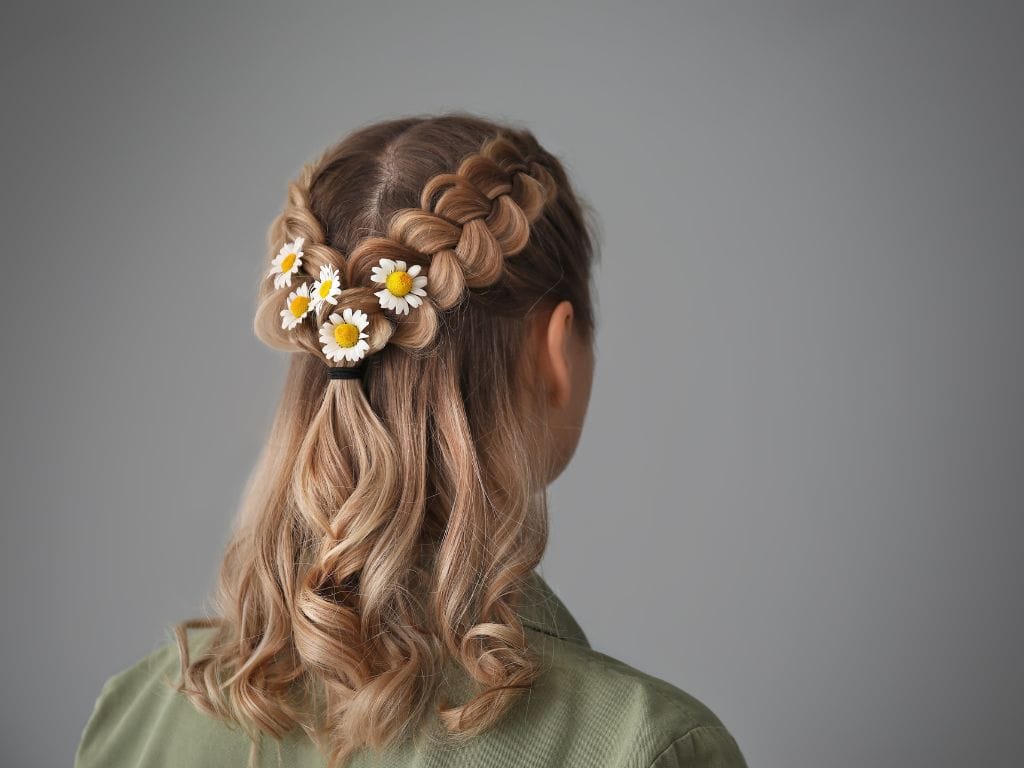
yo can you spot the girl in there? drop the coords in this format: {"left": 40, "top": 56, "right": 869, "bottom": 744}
{"left": 75, "top": 112, "right": 748, "bottom": 768}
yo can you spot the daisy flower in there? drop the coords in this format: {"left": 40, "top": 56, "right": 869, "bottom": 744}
{"left": 268, "top": 237, "right": 305, "bottom": 289}
{"left": 280, "top": 282, "right": 313, "bottom": 330}
{"left": 370, "top": 258, "right": 428, "bottom": 315}
{"left": 319, "top": 307, "right": 370, "bottom": 363}
{"left": 311, "top": 263, "right": 342, "bottom": 311}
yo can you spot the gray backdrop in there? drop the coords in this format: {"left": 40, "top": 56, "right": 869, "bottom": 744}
{"left": 2, "top": 2, "right": 1022, "bottom": 766}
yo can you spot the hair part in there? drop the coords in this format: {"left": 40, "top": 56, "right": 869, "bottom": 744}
{"left": 168, "top": 111, "right": 599, "bottom": 768}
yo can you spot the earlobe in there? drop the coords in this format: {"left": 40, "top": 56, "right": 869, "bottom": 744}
{"left": 545, "top": 301, "right": 574, "bottom": 409}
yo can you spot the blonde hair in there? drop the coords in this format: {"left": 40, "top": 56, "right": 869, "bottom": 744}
{"left": 168, "top": 112, "right": 598, "bottom": 767}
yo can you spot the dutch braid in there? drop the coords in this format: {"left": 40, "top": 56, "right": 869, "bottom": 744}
{"left": 258, "top": 133, "right": 559, "bottom": 365}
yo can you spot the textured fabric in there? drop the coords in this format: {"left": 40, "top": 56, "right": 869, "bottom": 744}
{"left": 75, "top": 572, "right": 748, "bottom": 767}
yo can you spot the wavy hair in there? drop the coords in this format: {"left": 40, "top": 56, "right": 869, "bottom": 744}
{"left": 168, "top": 112, "right": 599, "bottom": 767}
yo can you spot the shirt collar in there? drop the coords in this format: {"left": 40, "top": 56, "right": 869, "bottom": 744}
{"left": 516, "top": 570, "right": 590, "bottom": 648}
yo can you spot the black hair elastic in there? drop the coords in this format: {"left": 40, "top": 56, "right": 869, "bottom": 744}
{"left": 327, "top": 365, "right": 365, "bottom": 380}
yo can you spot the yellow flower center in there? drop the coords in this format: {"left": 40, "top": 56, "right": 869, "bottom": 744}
{"left": 386, "top": 270, "right": 413, "bottom": 297}
{"left": 281, "top": 252, "right": 296, "bottom": 272}
{"left": 318, "top": 279, "right": 333, "bottom": 298}
{"left": 289, "top": 295, "right": 309, "bottom": 318}
{"left": 334, "top": 323, "right": 360, "bottom": 347}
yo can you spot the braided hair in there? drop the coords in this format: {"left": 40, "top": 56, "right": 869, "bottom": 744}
{"left": 257, "top": 132, "right": 560, "bottom": 366}
{"left": 171, "top": 113, "right": 599, "bottom": 768}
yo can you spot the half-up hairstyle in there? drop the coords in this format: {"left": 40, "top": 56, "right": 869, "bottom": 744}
{"left": 168, "top": 112, "right": 599, "bottom": 768}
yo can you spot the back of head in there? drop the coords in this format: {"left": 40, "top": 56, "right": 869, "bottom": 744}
{"left": 172, "top": 112, "right": 598, "bottom": 768}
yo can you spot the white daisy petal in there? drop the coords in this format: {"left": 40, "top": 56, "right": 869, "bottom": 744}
{"left": 281, "top": 283, "right": 313, "bottom": 329}
{"left": 269, "top": 237, "right": 306, "bottom": 290}
{"left": 320, "top": 306, "right": 373, "bottom": 363}
{"left": 311, "top": 264, "right": 342, "bottom": 311}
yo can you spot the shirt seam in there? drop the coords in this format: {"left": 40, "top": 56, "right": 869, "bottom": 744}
{"left": 573, "top": 648, "right": 723, "bottom": 728}
{"left": 521, "top": 621, "right": 562, "bottom": 640}
{"left": 521, "top": 619, "right": 588, "bottom": 647}
{"left": 520, "top": 627, "right": 732, "bottom": 766}
{"left": 524, "top": 624, "right": 726, "bottom": 733}
{"left": 643, "top": 725, "right": 735, "bottom": 768}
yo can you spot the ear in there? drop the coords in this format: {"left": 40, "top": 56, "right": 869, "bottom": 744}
{"left": 541, "top": 300, "right": 575, "bottom": 409}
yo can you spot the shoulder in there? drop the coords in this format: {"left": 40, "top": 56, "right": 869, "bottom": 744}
{"left": 74, "top": 627, "right": 255, "bottom": 768}
{"left": 75, "top": 624, "right": 747, "bottom": 768}
{"left": 517, "top": 627, "right": 749, "bottom": 768}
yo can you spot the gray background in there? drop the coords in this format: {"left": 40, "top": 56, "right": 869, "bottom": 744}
{"left": 2, "top": 2, "right": 1021, "bottom": 766}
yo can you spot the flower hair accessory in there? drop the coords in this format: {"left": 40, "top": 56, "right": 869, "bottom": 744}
{"left": 280, "top": 282, "right": 313, "bottom": 330}
{"left": 319, "top": 307, "right": 370, "bottom": 363}
{"left": 268, "top": 237, "right": 304, "bottom": 289}
{"left": 311, "top": 263, "right": 342, "bottom": 311}
{"left": 371, "top": 258, "right": 428, "bottom": 315}
{"left": 267, "top": 241, "right": 434, "bottom": 368}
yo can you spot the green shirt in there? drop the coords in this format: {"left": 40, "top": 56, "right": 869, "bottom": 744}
{"left": 76, "top": 572, "right": 749, "bottom": 767}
